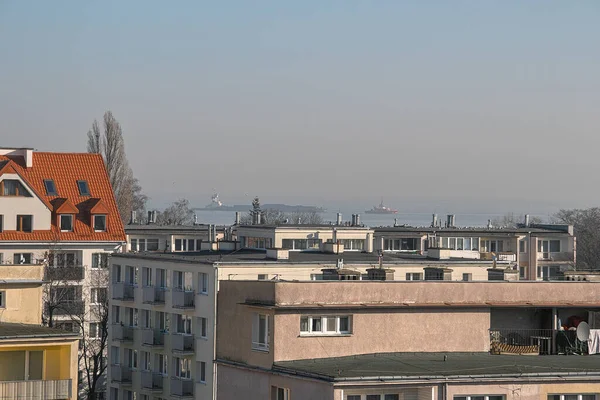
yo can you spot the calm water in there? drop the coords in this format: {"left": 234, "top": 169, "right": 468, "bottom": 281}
{"left": 193, "top": 210, "right": 528, "bottom": 228}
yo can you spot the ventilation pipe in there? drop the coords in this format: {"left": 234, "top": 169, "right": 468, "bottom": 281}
{"left": 235, "top": 212, "right": 241, "bottom": 225}
{"left": 194, "top": 214, "right": 198, "bottom": 225}
{"left": 336, "top": 213, "right": 342, "bottom": 225}
{"left": 130, "top": 211, "right": 137, "bottom": 225}
{"left": 524, "top": 214, "right": 530, "bottom": 227}
{"left": 432, "top": 214, "right": 438, "bottom": 228}
{"left": 213, "top": 225, "right": 217, "bottom": 242}
{"left": 355, "top": 214, "right": 360, "bottom": 226}
{"left": 487, "top": 219, "right": 493, "bottom": 229}
{"left": 147, "top": 211, "right": 153, "bottom": 225}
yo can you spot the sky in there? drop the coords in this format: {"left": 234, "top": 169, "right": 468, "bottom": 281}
{"left": 1, "top": 1, "right": 599, "bottom": 215}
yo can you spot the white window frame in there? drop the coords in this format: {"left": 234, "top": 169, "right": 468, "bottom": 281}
{"left": 252, "top": 313, "right": 270, "bottom": 351}
{"left": 300, "top": 315, "right": 351, "bottom": 335}
{"left": 60, "top": 214, "right": 73, "bottom": 232}
{"left": 271, "top": 386, "right": 290, "bottom": 400}
{"left": 93, "top": 214, "right": 107, "bottom": 232}
{"left": 92, "top": 253, "right": 109, "bottom": 269}
{"left": 454, "top": 396, "right": 505, "bottom": 400}
{"left": 199, "top": 273, "right": 208, "bottom": 294}
{"left": 549, "top": 395, "right": 597, "bottom": 400}
{"left": 175, "top": 357, "right": 191, "bottom": 379}
{"left": 200, "top": 317, "right": 207, "bottom": 338}
{"left": 198, "top": 361, "right": 206, "bottom": 383}
{"left": 405, "top": 272, "right": 422, "bottom": 281}
{"left": 90, "top": 288, "right": 106, "bottom": 304}
{"left": 89, "top": 322, "right": 102, "bottom": 339}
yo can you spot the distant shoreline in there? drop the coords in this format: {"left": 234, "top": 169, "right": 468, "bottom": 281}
{"left": 193, "top": 204, "right": 327, "bottom": 213}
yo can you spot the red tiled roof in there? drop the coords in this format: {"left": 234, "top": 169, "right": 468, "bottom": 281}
{"left": 0, "top": 152, "right": 126, "bottom": 242}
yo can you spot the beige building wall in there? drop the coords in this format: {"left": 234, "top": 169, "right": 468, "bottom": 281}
{"left": 0, "top": 264, "right": 44, "bottom": 324}
{"left": 0, "top": 173, "right": 52, "bottom": 230}
{"left": 446, "top": 382, "right": 600, "bottom": 400}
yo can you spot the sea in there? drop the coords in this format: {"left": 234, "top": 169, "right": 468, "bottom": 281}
{"left": 192, "top": 210, "right": 540, "bottom": 228}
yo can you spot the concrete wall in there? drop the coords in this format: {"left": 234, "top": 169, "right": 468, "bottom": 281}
{"left": 217, "top": 363, "right": 334, "bottom": 400}
{"left": 0, "top": 265, "right": 44, "bottom": 324}
{"left": 447, "top": 381, "right": 600, "bottom": 400}
{"left": 274, "top": 308, "right": 490, "bottom": 361}
{"left": 0, "top": 174, "right": 51, "bottom": 230}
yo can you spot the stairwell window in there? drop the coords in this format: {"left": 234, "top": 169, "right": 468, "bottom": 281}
{"left": 94, "top": 215, "right": 106, "bottom": 232}
{"left": 60, "top": 214, "right": 73, "bottom": 232}
{"left": 16, "top": 215, "right": 33, "bottom": 232}
{"left": 300, "top": 315, "right": 351, "bottom": 335}
{"left": 251, "top": 313, "right": 269, "bottom": 351}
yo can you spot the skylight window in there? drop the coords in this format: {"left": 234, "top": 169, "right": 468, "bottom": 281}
{"left": 77, "top": 180, "right": 90, "bottom": 196}
{"left": 44, "top": 179, "right": 58, "bottom": 196}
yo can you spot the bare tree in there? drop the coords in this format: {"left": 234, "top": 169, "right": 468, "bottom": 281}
{"left": 87, "top": 111, "right": 147, "bottom": 223}
{"left": 554, "top": 208, "right": 600, "bottom": 270}
{"left": 156, "top": 198, "right": 195, "bottom": 225}
{"left": 490, "top": 213, "right": 543, "bottom": 228}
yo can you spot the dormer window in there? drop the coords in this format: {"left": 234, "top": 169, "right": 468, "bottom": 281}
{"left": 60, "top": 214, "right": 73, "bottom": 232}
{"left": 44, "top": 179, "right": 58, "bottom": 196}
{"left": 94, "top": 215, "right": 106, "bottom": 232}
{"left": 1, "top": 180, "right": 32, "bottom": 197}
{"left": 77, "top": 180, "right": 90, "bottom": 196}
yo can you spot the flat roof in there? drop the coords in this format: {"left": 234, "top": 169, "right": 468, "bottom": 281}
{"left": 126, "top": 224, "right": 227, "bottom": 232}
{"left": 271, "top": 352, "right": 600, "bottom": 381}
{"left": 238, "top": 224, "right": 372, "bottom": 230}
{"left": 0, "top": 323, "right": 80, "bottom": 340}
{"left": 374, "top": 225, "right": 571, "bottom": 235}
{"left": 112, "top": 249, "right": 503, "bottom": 265}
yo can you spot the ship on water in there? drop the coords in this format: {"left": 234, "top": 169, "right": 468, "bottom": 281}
{"left": 195, "top": 194, "right": 326, "bottom": 213}
{"left": 365, "top": 199, "right": 398, "bottom": 214}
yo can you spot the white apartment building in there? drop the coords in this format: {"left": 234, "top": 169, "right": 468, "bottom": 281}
{"left": 0, "top": 147, "right": 126, "bottom": 398}
{"left": 125, "top": 223, "right": 227, "bottom": 253}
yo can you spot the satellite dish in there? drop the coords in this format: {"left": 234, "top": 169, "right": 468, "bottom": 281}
{"left": 577, "top": 321, "right": 591, "bottom": 342}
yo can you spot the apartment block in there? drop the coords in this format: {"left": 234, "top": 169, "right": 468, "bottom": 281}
{"left": 125, "top": 222, "right": 227, "bottom": 253}
{"left": 216, "top": 280, "right": 600, "bottom": 400}
{"left": 0, "top": 263, "right": 80, "bottom": 399}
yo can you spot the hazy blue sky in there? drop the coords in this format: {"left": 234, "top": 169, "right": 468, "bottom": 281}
{"left": 1, "top": 1, "right": 599, "bottom": 214}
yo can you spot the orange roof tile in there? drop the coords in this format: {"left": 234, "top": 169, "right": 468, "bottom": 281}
{"left": 52, "top": 198, "right": 79, "bottom": 214}
{"left": 0, "top": 152, "right": 126, "bottom": 242}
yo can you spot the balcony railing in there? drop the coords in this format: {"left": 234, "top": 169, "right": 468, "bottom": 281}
{"left": 140, "top": 371, "right": 164, "bottom": 392}
{"left": 170, "top": 378, "right": 194, "bottom": 398}
{"left": 110, "top": 365, "right": 133, "bottom": 384}
{"left": 47, "top": 300, "right": 85, "bottom": 316}
{"left": 490, "top": 329, "right": 554, "bottom": 355}
{"left": 172, "top": 289, "right": 195, "bottom": 309}
{"left": 112, "top": 282, "right": 135, "bottom": 301}
{"left": 481, "top": 252, "right": 517, "bottom": 262}
{"left": 171, "top": 334, "right": 194, "bottom": 355}
{"left": 0, "top": 379, "right": 72, "bottom": 400}
{"left": 112, "top": 324, "right": 134, "bottom": 342}
{"left": 142, "top": 286, "right": 166, "bottom": 304}
{"left": 44, "top": 266, "right": 85, "bottom": 281}
{"left": 142, "top": 328, "right": 166, "bottom": 347}
{"left": 537, "top": 251, "right": 574, "bottom": 262}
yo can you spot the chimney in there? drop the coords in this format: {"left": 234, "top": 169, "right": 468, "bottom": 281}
{"left": 147, "top": 211, "right": 153, "bottom": 225}
{"left": 394, "top": 218, "right": 398, "bottom": 227}
{"left": 256, "top": 212, "right": 261, "bottom": 225}
{"left": 235, "top": 212, "right": 241, "bottom": 225}
{"left": 213, "top": 225, "right": 217, "bottom": 242}
{"left": 152, "top": 211, "right": 157, "bottom": 223}
{"left": 208, "top": 224, "right": 213, "bottom": 242}
{"left": 447, "top": 214, "right": 454, "bottom": 228}
{"left": 336, "top": 213, "right": 342, "bottom": 225}
{"left": 487, "top": 219, "right": 493, "bottom": 229}
{"left": 351, "top": 214, "right": 356, "bottom": 226}
{"left": 194, "top": 214, "right": 198, "bottom": 225}
{"left": 524, "top": 214, "right": 530, "bottom": 227}
{"left": 130, "top": 211, "right": 137, "bottom": 225}
{"left": 432, "top": 214, "right": 438, "bottom": 228}
{"left": 355, "top": 214, "right": 360, "bottom": 226}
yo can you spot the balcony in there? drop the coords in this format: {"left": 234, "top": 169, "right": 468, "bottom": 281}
{"left": 480, "top": 252, "right": 517, "bottom": 262}
{"left": 112, "top": 282, "right": 135, "bottom": 301}
{"left": 172, "top": 289, "right": 195, "bottom": 309}
{"left": 111, "top": 365, "right": 133, "bottom": 384}
{"left": 490, "top": 329, "right": 555, "bottom": 355}
{"left": 44, "top": 266, "right": 85, "bottom": 281}
{"left": 538, "top": 251, "right": 574, "bottom": 262}
{"left": 170, "top": 378, "right": 194, "bottom": 398}
{"left": 112, "top": 324, "right": 134, "bottom": 342}
{"left": 142, "top": 286, "right": 166, "bottom": 305}
{"left": 140, "top": 371, "right": 164, "bottom": 392}
{"left": 47, "top": 300, "right": 85, "bottom": 316}
{"left": 141, "top": 328, "right": 166, "bottom": 347}
{"left": 0, "top": 379, "right": 72, "bottom": 400}
{"left": 171, "top": 334, "right": 194, "bottom": 355}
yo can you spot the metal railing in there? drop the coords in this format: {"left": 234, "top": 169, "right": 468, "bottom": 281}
{"left": 171, "top": 334, "right": 194, "bottom": 354}
{"left": 110, "top": 365, "right": 132, "bottom": 383}
{"left": 489, "top": 328, "right": 553, "bottom": 355}
{"left": 142, "top": 286, "right": 166, "bottom": 304}
{"left": 172, "top": 289, "right": 195, "bottom": 309}
{"left": 170, "top": 378, "right": 194, "bottom": 397}
{"left": 111, "top": 282, "right": 135, "bottom": 301}
{"left": 142, "top": 328, "right": 166, "bottom": 347}
{"left": 112, "top": 324, "right": 134, "bottom": 342}
{"left": 140, "top": 371, "right": 164, "bottom": 391}
{"left": 44, "top": 266, "right": 85, "bottom": 281}
{"left": 0, "top": 379, "right": 72, "bottom": 400}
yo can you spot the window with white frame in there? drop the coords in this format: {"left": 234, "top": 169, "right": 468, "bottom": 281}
{"left": 441, "top": 237, "right": 479, "bottom": 250}
{"left": 454, "top": 396, "right": 504, "bottom": 400}
{"left": 383, "top": 238, "right": 419, "bottom": 251}
{"left": 175, "top": 357, "right": 191, "bottom": 379}
{"left": 405, "top": 272, "right": 422, "bottom": 281}
{"left": 13, "top": 253, "right": 33, "bottom": 264}
{"left": 60, "top": 214, "right": 73, "bottom": 231}
{"left": 300, "top": 315, "right": 351, "bottom": 335}
{"left": 112, "top": 264, "right": 122, "bottom": 283}
{"left": 481, "top": 240, "right": 504, "bottom": 252}
{"left": 548, "top": 395, "right": 596, "bottom": 400}
{"left": 126, "top": 348, "right": 138, "bottom": 369}
{"left": 199, "top": 273, "right": 208, "bottom": 294}
{"left": 519, "top": 240, "right": 527, "bottom": 253}
{"left": 142, "top": 309, "right": 151, "bottom": 328}
{"left": 89, "top": 322, "right": 102, "bottom": 339}
{"left": 112, "top": 305, "right": 120, "bottom": 324}
{"left": 176, "top": 314, "right": 192, "bottom": 334}
{"left": 271, "top": 386, "right": 290, "bottom": 400}
{"left": 198, "top": 361, "right": 206, "bottom": 383}
{"left": 141, "top": 351, "right": 151, "bottom": 371}
{"left": 156, "top": 268, "right": 167, "bottom": 288}
{"left": 281, "top": 238, "right": 322, "bottom": 251}
{"left": 110, "top": 346, "right": 120, "bottom": 365}
{"left": 364, "top": 395, "right": 400, "bottom": 400}
{"left": 92, "top": 253, "right": 109, "bottom": 269}
{"left": 538, "top": 239, "right": 561, "bottom": 253}
{"left": 147, "top": 238, "right": 159, "bottom": 251}
{"left": 251, "top": 313, "right": 269, "bottom": 351}
{"left": 199, "top": 317, "right": 207, "bottom": 338}
{"left": 156, "top": 353, "right": 167, "bottom": 374}
{"left": 341, "top": 239, "right": 365, "bottom": 251}
{"left": 93, "top": 214, "right": 106, "bottom": 232}
{"left": 90, "top": 288, "right": 107, "bottom": 304}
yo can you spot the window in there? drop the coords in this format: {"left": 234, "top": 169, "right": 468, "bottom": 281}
{"left": 406, "top": 272, "right": 422, "bottom": 281}
{"left": 142, "top": 309, "right": 151, "bottom": 328}
{"left": 89, "top": 322, "right": 102, "bottom": 339}
{"left": 113, "top": 264, "right": 122, "bottom": 283}
{"left": 93, "top": 215, "right": 106, "bottom": 231}
{"left": 258, "top": 274, "right": 269, "bottom": 280}
{"left": 271, "top": 386, "right": 290, "bottom": 400}
{"left": 142, "top": 267, "right": 152, "bottom": 286}
{"left": 141, "top": 351, "right": 151, "bottom": 371}
{"left": 199, "top": 273, "right": 208, "bottom": 294}
{"left": 455, "top": 396, "right": 504, "bottom": 400}
{"left": 198, "top": 361, "right": 206, "bottom": 383}
{"left": 282, "top": 239, "right": 322, "bottom": 251}
{"left": 77, "top": 180, "right": 90, "bottom": 196}
{"left": 156, "top": 354, "right": 168, "bottom": 374}
{"left": 0, "top": 179, "right": 32, "bottom": 197}
{"left": 175, "top": 357, "right": 191, "bottom": 379}
{"left": 13, "top": 253, "right": 32, "bottom": 264}
{"left": 175, "top": 239, "right": 182, "bottom": 251}
{"left": 341, "top": 239, "right": 365, "bottom": 251}
{"left": 482, "top": 240, "right": 504, "bottom": 252}
{"left": 188, "top": 239, "right": 195, "bottom": 251}
{"left": 548, "top": 395, "right": 596, "bottom": 400}
{"left": 347, "top": 396, "right": 361, "bottom": 400}
{"left": 462, "top": 273, "right": 472, "bottom": 282}
{"left": 176, "top": 314, "right": 192, "bottom": 334}
{"left": 0, "top": 215, "right": 3, "bottom": 232}
{"left": 156, "top": 268, "right": 167, "bottom": 288}
{"left": 44, "top": 179, "right": 58, "bottom": 195}
{"left": 252, "top": 313, "right": 269, "bottom": 351}
{"left": 0, "top": 291, "right": 5, "bottom": 308}
{"left": 147, "top": 238, "right": 159, "bottom": 251}
{"left": 92, "top": 253, "right": 109, "bottom": 269}
{"left": 200, "top": 317, "right": 207, "bottom": 338}
{"left": 126, "top": 348, "right": 138, "bottom": 369}
{"left": 383, "top": 238, "right": 419, "bottom": 251}
{"left": 16, "top": 215, "right": 33, "bottom": 232}
{"left": 130, "top": 239, "right": 137, "bottom": 251}
{"left": 300, "top": 315, "right": 351, "bottom": 335}
{"left": 91, "top": 288, "right": 107, "bottom": 304}
{"left": 112, "top": 305, "right": 120, "bottom": 324}
{"left": 60, "top": 214, "right": 73, "bottom": 231}
{"left": 550, "top": 240, "right": 561, "bottom": 252}
{"left": 245, "top": 237, "right": 272, "bottom": 249}
{"left": 519, "top": 240, "right": 527, "bottom": 253}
